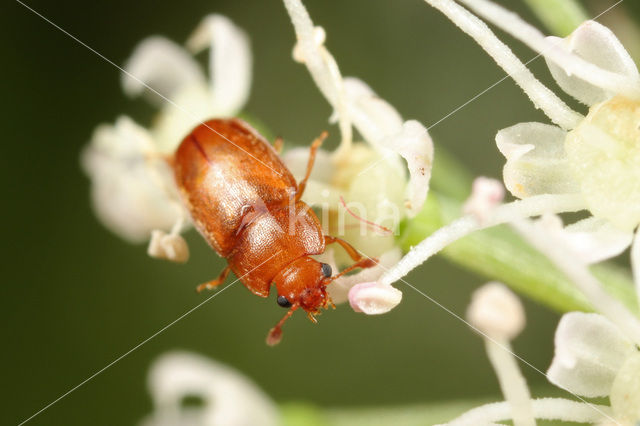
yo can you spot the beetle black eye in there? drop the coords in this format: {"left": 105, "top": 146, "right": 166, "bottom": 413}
{"left": 321, "top": 263, "right": 332, "bottom": 278}
{"left": 277, "top": 295, "right": 291, "bottom": 308}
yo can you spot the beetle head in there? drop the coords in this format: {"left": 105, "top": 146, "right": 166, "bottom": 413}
{"left": 273, "top": 256, "right": 332, "bottom": 313}
{"left": 267, "top": 256, "right": 333, "bottom": 346}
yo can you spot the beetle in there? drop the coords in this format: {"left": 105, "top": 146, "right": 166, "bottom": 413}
{"left": 173, "top": 118, "right": 376, "bottom": 345}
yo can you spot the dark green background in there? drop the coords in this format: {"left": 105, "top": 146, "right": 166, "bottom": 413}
{"left": 3, "top": 0, "right": 638, "bottom": 424}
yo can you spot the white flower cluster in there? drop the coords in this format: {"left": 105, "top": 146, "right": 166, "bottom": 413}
{"left": 403, "top": 0, "right": 640, "bottom": 424}
{"left": 141, "top": 352, "right": 279, "bottom": 426}
{"left": 83, "top": 15, "right": 251, "bottom": 263}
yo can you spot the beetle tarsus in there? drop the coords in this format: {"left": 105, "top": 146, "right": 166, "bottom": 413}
{"left": 273, "top": 136, "right": 284, "bottom": 154}
{"left": 266, "top": 305, "right": 298, "bottom": 346}
{"left": 196, "top": 265, "right": 231, "bottom": 293}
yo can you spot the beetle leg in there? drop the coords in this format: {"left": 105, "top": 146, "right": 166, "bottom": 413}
{"left": 273, "top": 136, "right": 284, "bottom": 154}
{"left": 324, "top": 236, "right": 377, "bottom": 268}
{"left": 295, "top": 131, "right": 328, "bottom": 202}
{"left": 196, "top": 265, "right": 231, "bottom": 293}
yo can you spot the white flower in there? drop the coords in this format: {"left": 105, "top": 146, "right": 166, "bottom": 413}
{"left": 140, "top": 351, "right": 279, "bottom": 426}
{"left": 282, "top": 0, "right": 434, "bottom": 311}
{"left": 546, "top": 312, "right": 640, "bottom": 425}
{"left": 83, "top": 15, "right": 251, "bottom": 249}
{"left": 443, "top": 284, "right": 629, "bottom": 425}
{"left": 512, "top": 216, "right": 640, "bottom": 424}
{"left": 542, "top": 231, "right": 640, "bottom": 424}
{"left": 447, "top": 0, "right": 640, "bottom": 233}
{"left": 376, "top": 0, "right": 640, "bottom": 303}
{"left": 392, "top": 2, "right": 640, "bottom": 424}
{"left": 82, "top": 116, "right": 183, "bottom": 243}
{"left": 547, "top": 312, "right": 636, "bottom": 398}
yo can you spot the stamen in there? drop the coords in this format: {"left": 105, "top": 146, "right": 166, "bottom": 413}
{"left": 512, "top": 219, "right": 640, "bottom": 346}
{"left": 467, "top": 283, "right": 533, "bottom": 426}
{"left": 283, "top": 0, "right": 353, "bottom": 151}
{"left": 379, "top": 193, "right": 586, "bottom": 286}
{"left": 442, "top": 398, "right": 612, "bottom": 425}
{"left": 458, "top": 0, "right": 640, "bottom": 100}
{"left": 423, "top": 0, "right": 583, "bottom": 130}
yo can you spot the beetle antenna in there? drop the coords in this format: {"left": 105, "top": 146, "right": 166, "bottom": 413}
{"left": 266, "top": 305, "right": 299, "bottom": 346}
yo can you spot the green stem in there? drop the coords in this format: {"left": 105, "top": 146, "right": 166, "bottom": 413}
{"left": 280, "top": 399, "right": 494, "bottom": 426}
{"left": 523, "top": 0, "right": 588, "bottom": 36}
{"left": 280, "top": 390, "right": 579, "bottom": 426}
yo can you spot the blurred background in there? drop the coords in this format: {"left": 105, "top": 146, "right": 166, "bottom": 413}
{"left": 3, "top": 0, "right": 639, "bottom": 424}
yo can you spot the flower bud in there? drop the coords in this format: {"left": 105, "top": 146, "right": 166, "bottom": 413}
{"left": 147, "top": 230, "right": 190, "bottom": 263}
{"left": 467, "top": 282, "right": 525, "bottom": 340}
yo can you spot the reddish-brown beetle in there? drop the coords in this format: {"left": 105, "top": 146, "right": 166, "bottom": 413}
{"left": 173, "top": 118, "right": 376, "bottom": 345}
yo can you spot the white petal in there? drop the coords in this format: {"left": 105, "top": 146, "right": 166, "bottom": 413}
{"left": 610, "top": 352, "right": 640, "bottom": 422}
{"left": 341, "top": 77, "right": 403, "bottom": 146}
{"left": 187, "top": 14, "right": 252, "bottom": 116}
{"left": 546, "top": 21, "right": 639, "bottom": 106}
{"left": 527, "top": 214, "right": 633, "bottom": 265}
{"left": 142, "top": 352, "right": 279, "bottom": 426}
{"left": 380, "top": 120, "right": 434, "bottom": 217}
{"left": 496, "top": 122, "right": 580, "bottom": 198}
{"left": 81, "top": 116, "right": 184, "bottom": 242}
{"left": 340, "top": 79, "right": 434, "bottom": 216}
{"left": 466, "top": 282, "right": 525, "bottom": 340}
{"left": 325, "top": 248, "right": 402, "bottom": 304}
{"left": 547, "top": 312, "right": 635, "bottom": 397}
{"left": 151, "top": 83, "right": 218, "bottom": 154}
{"left": 122, "top": 37, "right": 206, "bottom": 106}
{"left": 565, "top": 97, "right": 640, "bottom": 231}
{"left": 562, "top": 217, "right": 633, "bottom": 264}
{"left": 341, "top": 79, "right": 434, "bottom": 217}
{"left": 348, "top": 281, "right": 402, "bottom": 315}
